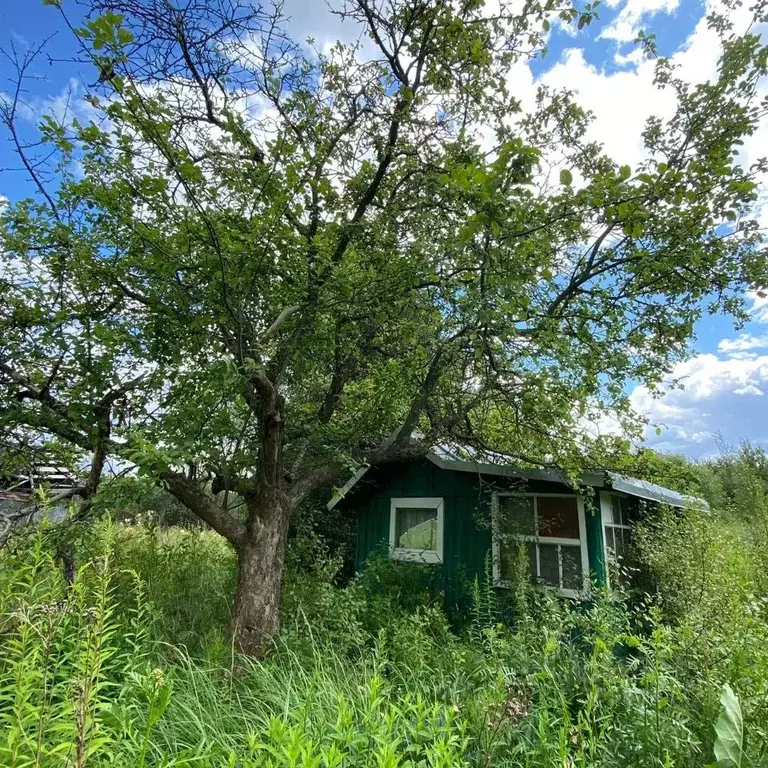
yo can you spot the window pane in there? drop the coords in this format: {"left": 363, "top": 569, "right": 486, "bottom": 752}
{"left": 538, "top": 543, "right": 560, "bottom": 587}
{"left": 395, "top": 507, "right": 437, "bottom": 550}
{"left": 606, "top": 525, "right": 631, "bottom": 561}
{"left": 537, "top": 496, "right": 580, "bottom": 539}
{"left": 498, "top": 540, "right": 537, "bottom": 583}
{"left": 562, "top": 546, "right": 583, "bottom": 590}
{"left": 527, "top": 541, "right": 537, "bottom": 583}
{"left": 501, "top": 496, "right": 535, "bottom": 536}
{"left": 612, "top": 496, "right": 628, "bottom": 527}
{"left": 603, "top": 497, "right": 614, "bottom": 525}
{"left": 499, "top": 541, "right": 511, "bottom": 581}
{"left": 614, "top": 526, "right": 628, "bottom": 558}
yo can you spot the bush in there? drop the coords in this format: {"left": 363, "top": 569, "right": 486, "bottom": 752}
{"left": 111, "top": 523, "right": 237, "bottom": 655}
{"left": 634, "top": 505, "right": 768, "bottom": 758}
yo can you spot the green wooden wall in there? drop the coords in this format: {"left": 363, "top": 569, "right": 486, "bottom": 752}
{"left": 347, "top": 458, "right": 608, "bottom": 594}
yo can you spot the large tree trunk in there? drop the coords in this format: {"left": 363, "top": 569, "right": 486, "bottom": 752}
{"left": 231, "top": 494, "right": 291, "bottom": 657}
{"left": 231, "top": 375, "right": 291, "bottom": 657}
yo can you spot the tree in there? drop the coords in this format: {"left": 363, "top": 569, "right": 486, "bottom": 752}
{"left": 1, "top": 0, "right": 766, "bottom": 655}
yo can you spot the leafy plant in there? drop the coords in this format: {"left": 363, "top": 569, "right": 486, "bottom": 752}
{"left": 711, "top": 684, "right": 744, "bottom": 768}
{"left": 3, "top": 512, "right": 768, "bottom": 766}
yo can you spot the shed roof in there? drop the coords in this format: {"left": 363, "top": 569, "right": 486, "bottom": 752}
{"left": 327, "top": 442, "right": 709, "bottom": 511}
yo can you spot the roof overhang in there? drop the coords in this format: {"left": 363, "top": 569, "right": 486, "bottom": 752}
{"left": 606, "top": 471, "right": 708, "bottom": 510}
{"left": 326, "top": 443, "right": 708, "bottom": 511}
{"left": 326, "top": 446, "right": 603, "bottom": 511}
{"left": 425, "top": 452, "right": 606, "bottom": 488}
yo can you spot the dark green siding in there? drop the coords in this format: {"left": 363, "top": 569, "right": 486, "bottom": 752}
{"left": 585, "top": 497, "right": 607, "bottom": 587}
{"left": 347, "top": 459, "right": 608, "bottom": 594}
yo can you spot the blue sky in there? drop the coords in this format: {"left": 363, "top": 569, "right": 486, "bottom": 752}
{"left": 1, "top": 0, "right": 767, "bottom": 460}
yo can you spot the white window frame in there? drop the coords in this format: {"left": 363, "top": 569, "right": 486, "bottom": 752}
{"left": 492, "top": 492, "right": 590, "bottom": 598}
{"left": 389, "top": 497, "right": 444, "bottom": 564}
{"left": 600, "top": 491, "right": 632, "bottom": 588}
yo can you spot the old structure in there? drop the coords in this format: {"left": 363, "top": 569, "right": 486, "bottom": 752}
{"left": 0, "top": 465, "right": 80, "bottom": 543}
{"left": 329, "top": 445, "right": 707, "bottom": 596}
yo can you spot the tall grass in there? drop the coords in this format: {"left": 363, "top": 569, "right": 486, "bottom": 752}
{"left": 1, "top": 511, "right": 767, "bottom": 767}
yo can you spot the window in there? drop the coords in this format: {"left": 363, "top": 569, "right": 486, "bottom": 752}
{"left": 601, "top": 492, "right": 632, "bottom": 583}
{"left": 389, "top": 498, "right": 444, "bottom": 564}
{"left": 493, "top": 493, "right": 589, "bottom": 597}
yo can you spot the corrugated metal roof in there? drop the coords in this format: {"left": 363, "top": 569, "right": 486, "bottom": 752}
{"left": 606, "top": 472, "right": 708, "bottom": 509}
{"left": 427, "top": 443, "right": 607, "bottom": 487}
{"left": 327, "top": 441, "right": 708, "bottom": 510}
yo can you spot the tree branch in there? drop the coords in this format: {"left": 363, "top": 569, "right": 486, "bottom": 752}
{"left": 162, "top": 470, "right": 246, "bottom": 547}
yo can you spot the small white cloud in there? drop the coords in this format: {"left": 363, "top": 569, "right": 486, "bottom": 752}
{"left": 599, "top": 0, "right": 682, "bottom": 43}
{"left": 734, "top": 384, "right": 764, "bottom": 396}
{"left": 718, "top": 334, "right": 768, "bottom": 353}
{"left": 613, "top": 47, "right": 645, "bottom": 67}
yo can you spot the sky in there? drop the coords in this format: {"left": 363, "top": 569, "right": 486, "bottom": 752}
{"left": 1, "top": 0, "right": 767, "bottom": 461}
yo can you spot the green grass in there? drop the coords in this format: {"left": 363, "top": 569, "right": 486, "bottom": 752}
{"left": 1, "top": 510, "right": 768, "bottom": 767}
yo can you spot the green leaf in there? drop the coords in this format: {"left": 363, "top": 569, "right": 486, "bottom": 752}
{"left": 559, "top": 168, "right": 573, "bottom": 185}
{"left": 619, "top": 165, "right": 631, "bottom": 180}
{"left": 713, "top": 684, "right": 743, "bottom": 768}
{"left": 117, "top": 27, "right": 134, "bottom": 45}
{"left": 42, "top": 0, "right": 62, "bottom": 5}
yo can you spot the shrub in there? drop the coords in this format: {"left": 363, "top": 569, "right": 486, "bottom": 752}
{"left": 110, "top": 523, "right": 236, "bottom": 655}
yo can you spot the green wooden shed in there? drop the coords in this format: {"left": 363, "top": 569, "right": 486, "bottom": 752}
{"left": 327, "top": 444, "right": 707, "bottom": 597}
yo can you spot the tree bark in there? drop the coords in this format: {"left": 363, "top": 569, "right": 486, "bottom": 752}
{"left": 231, "top": 493, "right": 291, "bottom": 657}
{"left": 231, "top": 373, "right": 291, "bottom": 657}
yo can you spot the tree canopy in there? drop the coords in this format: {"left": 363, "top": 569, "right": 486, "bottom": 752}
{"left": 1, "top": 0, "right": 767, "bottom": 653}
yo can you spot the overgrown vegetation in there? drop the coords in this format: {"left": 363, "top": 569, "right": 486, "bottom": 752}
{"left": 2, "top": 0, "right": 767, "bottom": 654}
{"left": 1, "top": 0, "right": 768, "bottom": 758}
{"left": 2, "top": 445, "right": 768, "bottom": 766}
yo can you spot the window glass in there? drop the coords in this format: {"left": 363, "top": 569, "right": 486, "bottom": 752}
{"left": 608, "top": 526, "right": 628, "bottom": 558}
{"left": 561, "top": 546, "right": 583, "bottom": 590}
{"left": 395, "top": 507, "right": 437, "bottom": 551}
{"left": 611, "top": 495, "right": 627, "bottom": 526}
{"left": 495, "top": 493, "right": 584, "bottom": 594}
{"left": 498, "top": 539, "right": 536, "bottom": 583}
{"left": 500, "top": 495, "right": 535, "bottom": 535}
{"left": 537, "top": 496, "right": 580, "bottom": 539}
{"left": 538, "top": 543, "right": 559, "bottom": 587}
{"left": 498, "top": 536, "right": 512, "bottom": 579}
{"left": 526, "top": 542, "right": 537, "bottom": 581}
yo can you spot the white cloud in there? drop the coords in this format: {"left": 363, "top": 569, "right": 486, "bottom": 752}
{"left": 747, "top": 291, "right": 768, "bottom": 323}
{"left": 599, "top": 0, "right": 682, "bottom": 43}
{"left": 734, "top": 384, "right": 764, "bottom": 396}
{"left": 536, "top": 0, "right": 767, "bottom": 181}
{"left": 717, "top": 334, "right": 768, "bottom": 353}
{"left": 0, "top": 78, "right": 95, "bottom": 128}
{"left": 537, "top": 47, "right": 674, "bottom": 170}
{"left": 613, "top": 47, "right": 645, "bottom": 67}
{"left": 631, "top": 353, "right": 768, "bottom": 455}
